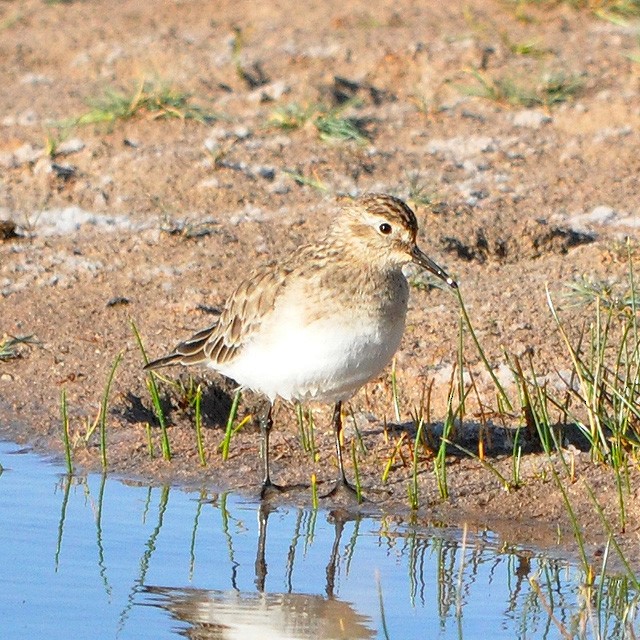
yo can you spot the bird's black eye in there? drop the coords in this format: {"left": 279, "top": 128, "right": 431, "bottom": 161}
{"left": 379, "top": 222, "right": 392, "bottom": 235}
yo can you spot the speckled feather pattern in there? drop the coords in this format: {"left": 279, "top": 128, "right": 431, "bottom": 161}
{"left": 146, "top": 194, "right": 451, "bottom": 403}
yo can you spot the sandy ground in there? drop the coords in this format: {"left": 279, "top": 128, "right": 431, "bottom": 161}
{"left": 1, "top": 0, "right": 640, "bottom": 569}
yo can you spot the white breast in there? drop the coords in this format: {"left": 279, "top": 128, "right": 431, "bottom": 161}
{"left": 214, "top": 291, "right": 408, "bottom": 404}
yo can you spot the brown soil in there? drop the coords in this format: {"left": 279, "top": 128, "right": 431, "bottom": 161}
{"left": 2, "top": 0, "right": 640, "bottom": 569}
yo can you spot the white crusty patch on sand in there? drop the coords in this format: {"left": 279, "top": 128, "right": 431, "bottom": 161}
{"left": 33, "top": 206, "right": 144, "bottom": 236}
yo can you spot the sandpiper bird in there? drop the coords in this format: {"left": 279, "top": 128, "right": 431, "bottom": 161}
{"left": 145, "top": 194, "right": 457, "bottom": 498}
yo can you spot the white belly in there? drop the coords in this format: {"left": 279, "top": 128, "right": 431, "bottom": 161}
{"left": 215, "top": 310, "right": 406, "bottom": 403}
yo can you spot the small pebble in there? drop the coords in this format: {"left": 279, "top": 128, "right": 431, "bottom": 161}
{"left": 56, "top": 138, "right": 85, "bottom": 155}
{"left": 51, "top": 163, "right": 76, "bottom": 179}
{"left": 106, "top": 296, "right": 131, "bottom": 307}
{"left": 512, "top": 109, "right": 552, "bottom": 129}
{"left": 20, "top": 73, "right": 51, "bottom": 85}
{"left": 13, "top": 143, "right": 43, "bottom": 166}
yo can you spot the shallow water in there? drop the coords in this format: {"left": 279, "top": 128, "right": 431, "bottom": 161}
{"left": 0, "top": 441, "right": 637, "bottom": 639}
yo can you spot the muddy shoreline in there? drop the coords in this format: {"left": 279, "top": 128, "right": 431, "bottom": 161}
{"left": 1, "top": 395, "right": 638, "bottom": 573}
{"left": 2, "top": 0, "right": 640, "bottom": 573}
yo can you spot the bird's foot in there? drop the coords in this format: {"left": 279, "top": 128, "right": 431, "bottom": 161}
{"left": 320, "top": 477, "right": 365, "bottom": 503}
{"left": 260, "top": 479, "right": 308, "bottom": 500}
{"left": 259, "top": 479, "right": 286, "bottom": 499}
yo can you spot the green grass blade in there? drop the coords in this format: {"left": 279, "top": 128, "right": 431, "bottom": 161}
{"left": 546, "top": 286, "right": 604, "bottom": 458}
{"left": 583, "top": 481, "right": 640, "bottom": 590}
{"left": 145, "top": 422, "right": 154, "bottom": 459}
{"left": 221, "top": 389, "right": 241, "bottom": 461}
{"left": 547, "top": 462, "right": 592, "bottom": 581}
{"left": 456, "top": 287, "right": 513, "bottom": 411}
{"left": 54, "top": 474, "right": 72, "bottom": 571}
{"left": 410, "top": 415, "right": 427, "bottom": 508}
{"left": 391, "top": 357, "right": 401, "bottom": 423}
{"left": 382, "top": 433, "right": 406, "bottom": 484}
{"left": 99, "top": 351, "right": 123, "bottom": 471}
{"left": 194, "top": 385, "right": 206, "bottom": 466}
{"left": 376, "top": 571, "right": 391, "bottom": 640}
{"left": 350, "top": 439, "right": 363, "bottom": 503}
{"left": 457, "top": 316, "right": 466, "bottom": 420}
{"left": 131, "top": 320, "right": 171, "bottom": 460}
{"left": 311, "top": 473, "right": 318, "bottom": 510}
{"left": 60, "top": 388, "right": 73, "bottom": 474}
{"left": 442, "top": 438, "right": 512, "bottom": 492}
{"left": 628, "top": 240, "right": 638, "bottom": 346}
{"left": 296, "top": 402, "right": 309, "bottom": 451}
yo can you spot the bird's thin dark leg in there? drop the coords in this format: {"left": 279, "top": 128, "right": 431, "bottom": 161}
{"left": 260, "top": 403, "right": 275, "bottom": 494}
{"left": 332, "top": 401, "right": 350, "bottom": 487}
{"left": 321, "top": 401, "right": 360, "bottom": 500}
{"left": 259, "top": 401, "right": 308, "bottom": 498}
{"left": 260, "top": 403, "right": 284, "bottom": 498}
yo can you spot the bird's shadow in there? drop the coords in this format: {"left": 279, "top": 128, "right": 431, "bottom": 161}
{"left": 199, "top": 382, "right": 241, "bottom": 427}
{"left": 386, "top": 418, "right": 593, "bottom": 457}
{"left": 121, "top": 373, "right": 260, "bottom": 431}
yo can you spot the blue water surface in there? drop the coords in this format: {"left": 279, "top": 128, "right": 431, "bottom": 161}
{"left": 0, "top": 441, "right": 636, "bottom": 639}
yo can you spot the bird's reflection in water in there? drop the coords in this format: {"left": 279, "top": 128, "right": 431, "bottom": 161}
{"left": 143, "top": 587, "right": 373, "bottom": 640}
{"left": 143, "top": 504, "right": 374, "bottom": 640}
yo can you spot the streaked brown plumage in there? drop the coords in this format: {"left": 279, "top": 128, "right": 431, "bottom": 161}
{"left": 145, "top": 193, "right": 457, "bottom": 498}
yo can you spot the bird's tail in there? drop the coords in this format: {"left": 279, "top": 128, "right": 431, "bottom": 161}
{"left": 143, "top": 322, "right": 219, "bottom": 371}
{"left": 143, "top": 353, "right": 184, "bottom": 371}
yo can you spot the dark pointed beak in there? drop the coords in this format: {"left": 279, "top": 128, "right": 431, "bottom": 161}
{"left": 411, "top": 245, "right": 457, "bottom": 289}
